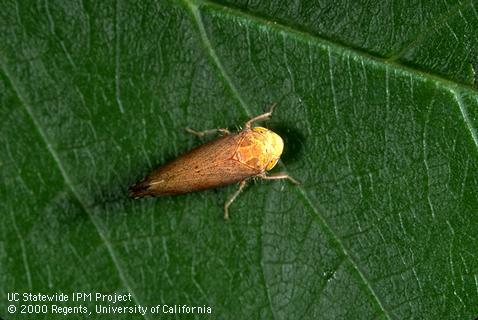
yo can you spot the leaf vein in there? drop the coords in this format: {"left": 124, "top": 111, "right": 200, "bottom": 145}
{"left": 454, "top": 91, "right": 478, "bottom": 150}
{"left": 184, "top": 0, "right": 251, "bottom": 118}
{"left": 184, "top": 2, "right": 276, "bottom": 318}
{"left": 115, "top": 0, "right": 125, "bottom": 113}
{"left": 294, "top": 187, "right": 394, "bottom": 320}
{"left": 187, "top": 2, "right": 394, "bottom": 318}
{"left": 0, "top": 60, "right": 150, "bottom": 320}
{"left": 201, "top": 0, "right": 478, "bottom": 95}
{"left": 387, "top": 0, "right": 473, "bottom": 61}
{"left": 9, "top": 209, "right": 33, "bottom": 290}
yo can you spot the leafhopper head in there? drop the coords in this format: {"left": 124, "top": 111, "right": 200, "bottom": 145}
{"left": 251, "top": 127, "right": 284, "bottom": 171}
{"left": 233, "top": 126, "right": 284, "bottom": 172}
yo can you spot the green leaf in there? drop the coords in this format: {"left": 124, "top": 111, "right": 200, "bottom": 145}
{"left": 1, "top": 0, "right": 478, "bottom": 319}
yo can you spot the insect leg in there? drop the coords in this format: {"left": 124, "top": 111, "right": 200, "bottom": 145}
{"left": 224, "top": 180, "right": 247, "bottom": 220}
{"left": 258, "top": 172, "right": 300, "bottom": 185}
{"left": 244, "top": 103, "right": 277, "bottom": 129}
{"left": 185, "top": 127, "right": 230, "bottom": 138}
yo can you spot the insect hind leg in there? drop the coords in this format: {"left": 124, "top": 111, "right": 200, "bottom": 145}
{"left": 224, "top": 180, "right": 247, "bottom": 220}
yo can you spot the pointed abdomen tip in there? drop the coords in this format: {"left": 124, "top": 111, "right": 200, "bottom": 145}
{"left": 128, "top": 180, "right": 151, "bottom": 198}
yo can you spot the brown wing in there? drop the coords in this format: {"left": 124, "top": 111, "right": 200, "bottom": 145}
{"left": 129, "top": 133, "right": 260, "bottom": 197}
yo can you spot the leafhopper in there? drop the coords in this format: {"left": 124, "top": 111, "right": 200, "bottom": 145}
{"left": 129, "top": 104, "right": 298, "bottom": 219}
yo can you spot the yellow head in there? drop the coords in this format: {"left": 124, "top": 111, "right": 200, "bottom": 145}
{"left": 234, "top": 127, "right": 284, "bottom": 172}
{"left": 253, "top": 127, "right": 284, "bottom": 170}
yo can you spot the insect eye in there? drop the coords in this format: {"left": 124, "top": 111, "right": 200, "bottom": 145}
{"left": 266, "top": 158, "right": 279, "bottom": 171}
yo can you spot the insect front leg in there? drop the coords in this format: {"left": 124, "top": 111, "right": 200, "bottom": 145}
{"left": 185, "top": 127, "right": 230, "bottom": 138}
{"left": 244, "top": 103, "right": 277, "bottom": 129}
{"left": 258, "top": 172, "right": 300, "bottom": 185}
{"left": 224, "top": 180, "right": 247, "bottom": 220}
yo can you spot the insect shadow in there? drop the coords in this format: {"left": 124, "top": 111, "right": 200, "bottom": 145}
{"left": 87, "top": 122, "right": 305, "bottom": 216}
{"left": 269, "top": 124, "right": 305, "bottom": 165}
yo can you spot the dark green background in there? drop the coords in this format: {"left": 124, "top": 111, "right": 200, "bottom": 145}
{"left": 1, "top": 0, "right": 478, "bottom": 319}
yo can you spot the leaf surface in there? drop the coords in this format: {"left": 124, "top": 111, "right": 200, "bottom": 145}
{"left": 1, "top": 0, "right": 478, "bottom": 319}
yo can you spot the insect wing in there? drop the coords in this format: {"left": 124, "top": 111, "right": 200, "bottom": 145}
{"left": 130, "top": 133, "right": 260, "bottom": 197}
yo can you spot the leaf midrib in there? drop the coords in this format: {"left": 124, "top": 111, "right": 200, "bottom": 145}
{"left": 2, "top": 1, "right": 476, "bottom": 318}
{"left": 198, "top": 0, "right": 478, "bottom": 159}
{"left": 186, "top": 0, "right": 478, "bottom": 317}
{"left": 184, "top": 0, "right": 395, "bottom": 318}
{"left": 201, "top": 0, "right": 478, "bottom": 96}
